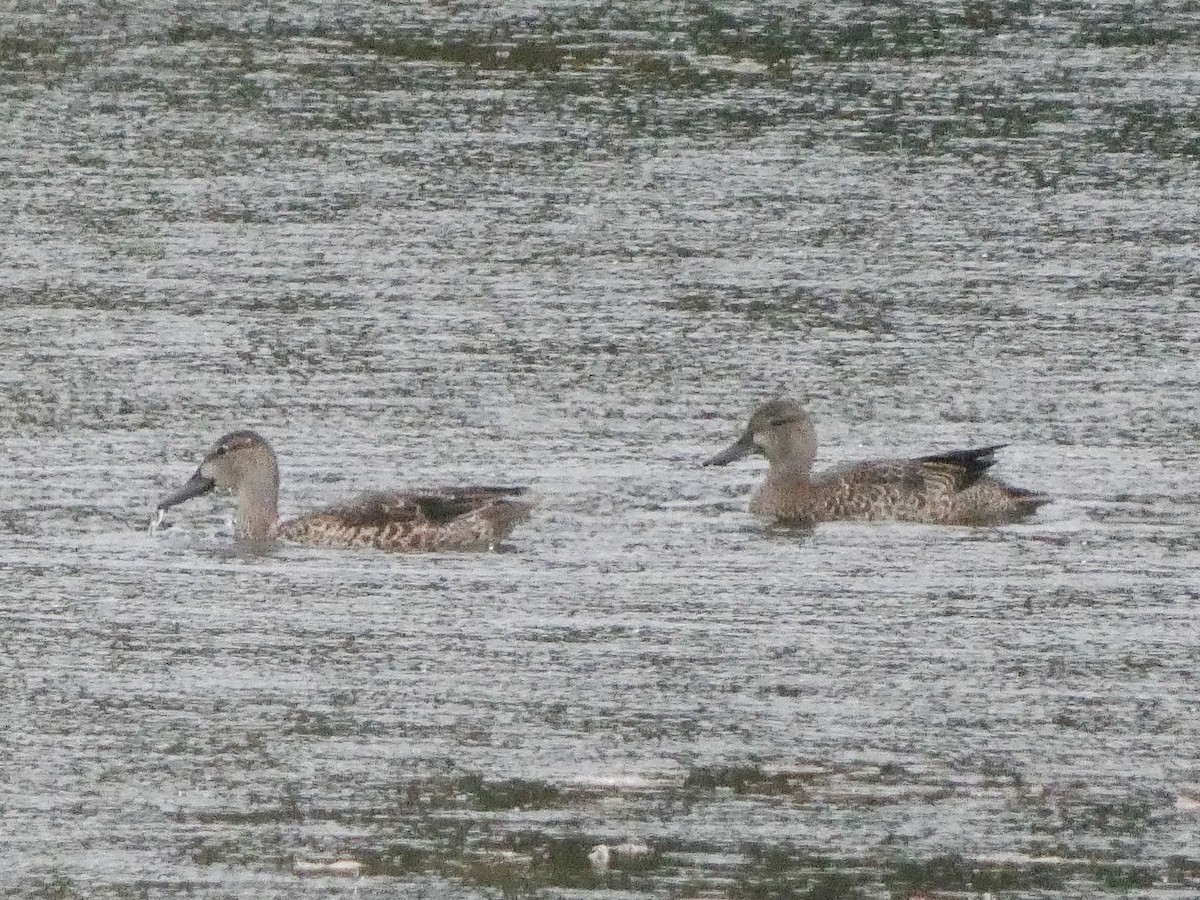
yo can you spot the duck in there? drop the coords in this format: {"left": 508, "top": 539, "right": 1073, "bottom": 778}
{"left": 154, "top": 430, "right": 532, "bottom": 551}
{"left": 704, "top": 398, "right": 1050, "bottom": 527}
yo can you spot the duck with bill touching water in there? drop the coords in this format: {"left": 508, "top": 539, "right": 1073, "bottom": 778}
{"left": 153, "top": 430, "right": 532, "bottom": 551}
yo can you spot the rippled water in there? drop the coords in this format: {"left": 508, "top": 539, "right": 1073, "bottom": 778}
{"left": 3, "top": 2, "right": 1199, "bottom": 898}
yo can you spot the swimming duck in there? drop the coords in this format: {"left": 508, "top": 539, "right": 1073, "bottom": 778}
{"left": 155, "top": 430, "right": 532, "bottom": 551}
{"left": 704, "top": 399, "right": 1049, "bottom": 527}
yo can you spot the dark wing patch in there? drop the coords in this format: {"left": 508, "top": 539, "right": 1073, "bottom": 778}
{"left": 312, "top": 487, "right": 527, "bottom": 527}
{"left": 409, "top": 494, "right": 492, "bottom": 524}
{"left": 417, "top": 486, "right": 528, "bottom": 523}
{"left": 307, "top": 493, "right": 421, "bottom": 529}
{"left": 915, "top": 444, "right": 1004, "bottom": 492}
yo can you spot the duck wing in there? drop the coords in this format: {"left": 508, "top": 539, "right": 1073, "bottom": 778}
{"left": 829, "top": 445, "right": 1001, "bottom": 495}
{"left": 310, "top": 486, "right": 528, "bottom": 527}
{"left": 913, "top": 444, "right": 1004, "bottom": 493}
{"left": 808, "top": 446, "right": 1002, "bottom": 521}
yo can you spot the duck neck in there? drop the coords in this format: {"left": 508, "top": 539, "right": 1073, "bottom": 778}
{"left": 235, "top": 472, "right": 280, "bottom": 540}
{"left": 767, "top": 424, "right": 817, "bottom": 484}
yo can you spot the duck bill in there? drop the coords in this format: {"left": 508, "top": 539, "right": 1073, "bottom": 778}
{"left": 157, "top": 469, "right": 216, "bottom": 510}
{"left": 703, "top": 433, "right": 754, "bottom": 467}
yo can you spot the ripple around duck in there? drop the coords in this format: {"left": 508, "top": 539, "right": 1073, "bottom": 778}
{"left": 3, "top": 1, "right": 1200, "bottom": 898}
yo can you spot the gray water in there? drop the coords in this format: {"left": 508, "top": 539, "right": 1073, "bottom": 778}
{"left": 2, "top": 2, "right": 1199, "bottom": 898}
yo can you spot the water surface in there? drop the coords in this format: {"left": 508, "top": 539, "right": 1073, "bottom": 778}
{"left": 2, "top": 2, "right": 1198, "bottom": 898}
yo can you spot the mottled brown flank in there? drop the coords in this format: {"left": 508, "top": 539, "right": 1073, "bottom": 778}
{"left": 752, "top": 452, "right": 1049, "bottom": 527}
{"left": 278, "top": 488, "right": 532, "bottom": 551}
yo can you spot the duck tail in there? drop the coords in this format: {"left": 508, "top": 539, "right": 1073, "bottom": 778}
{"left": 1004, "top": 483, "right": 1052, "bottom": 510}
{"left": 481, "top": 498, "right": 534, "bottom": 537}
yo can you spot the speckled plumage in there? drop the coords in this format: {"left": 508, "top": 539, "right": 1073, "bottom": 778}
{"left": 156, "top": 430, "right": 531, "bottom": 551}
{"left": 705, "top": 399, "right": 1049, "bottom": 527}
{"left": 277, "top": 487, "right": 532, "bottom": 552}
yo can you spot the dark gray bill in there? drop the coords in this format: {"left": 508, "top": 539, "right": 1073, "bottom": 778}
{"left": 157, "top": 469, "right": 216, "bottom": 510}
{"left": 703, "top": 434, "right": 754, "bottom": 467}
